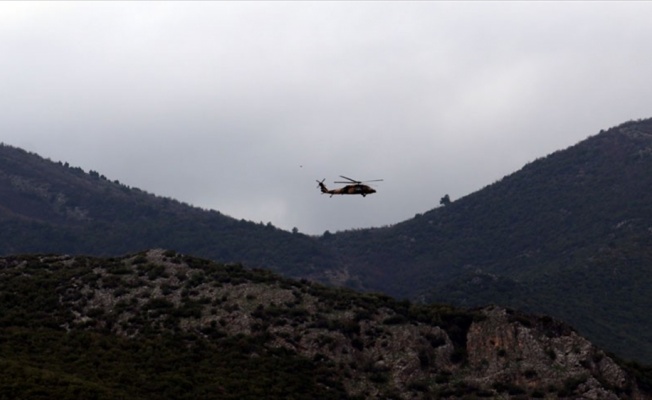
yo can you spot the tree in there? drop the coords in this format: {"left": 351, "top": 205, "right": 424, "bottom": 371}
{"left": 440, "top": 194, "right": 451, "bottom": 206}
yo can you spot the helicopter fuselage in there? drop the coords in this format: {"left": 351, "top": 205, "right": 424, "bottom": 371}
{"left": 317, "top": 181, "right": 377, "bottom": 197}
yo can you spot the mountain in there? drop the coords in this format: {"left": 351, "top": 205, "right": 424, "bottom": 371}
{"left": 316, "top": 118, "right": 652, "bottom": 364}
{"left": 0, "top": 143, "right": 334, "bottom": 277}
{"left": 1, "top": 250, "right": 650, "bottom": 399}
{"left": 2, "top": 118, "right": 652, "bottom": 365}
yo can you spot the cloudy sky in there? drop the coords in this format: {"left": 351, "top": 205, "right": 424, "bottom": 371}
{"left": 2, "top": 2, "right": 651, "bottom": 235}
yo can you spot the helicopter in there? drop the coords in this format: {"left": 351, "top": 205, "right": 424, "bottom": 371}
{"left": 316, "top": 175, "right": 383, "bottom": 197}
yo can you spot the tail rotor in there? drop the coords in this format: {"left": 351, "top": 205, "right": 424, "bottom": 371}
{"left": 316, "top": 179, "right": 327, "bottom": 193}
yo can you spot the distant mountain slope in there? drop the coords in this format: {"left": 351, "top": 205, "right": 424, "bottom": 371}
{"left": 319, "top": 118, "right": 652, "bottom": 363}
{"left": 1, "top": 250, "right": 650, "bottom": 399}
{"left": 0, "top": 144, "right": 333, "bottom": 276}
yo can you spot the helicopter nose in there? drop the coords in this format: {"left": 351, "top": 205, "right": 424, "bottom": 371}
{"left": 370, "top": 188, "right": 376, "bottom": 193}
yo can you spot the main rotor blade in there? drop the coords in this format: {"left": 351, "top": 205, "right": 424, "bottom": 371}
{"left": 335, "top": 176, "right": 383, "bottom": 184}
{"left": 334, "top": 179, "right": 384, "bottom": 184}
{"left": 338, "top": 175, "right": 359, "bottom": 183}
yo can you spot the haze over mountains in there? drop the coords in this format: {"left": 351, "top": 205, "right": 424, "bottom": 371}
{"left": 2, "top": 117, "right": 652, "bottom": 367}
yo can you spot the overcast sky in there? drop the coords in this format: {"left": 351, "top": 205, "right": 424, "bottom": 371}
{"left": 2, "top": 2, "right": 651, "bottom": 235}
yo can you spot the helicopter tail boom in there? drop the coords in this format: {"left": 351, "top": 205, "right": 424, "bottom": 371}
{"left": 316, "top": 179, "right": 337, "bottom": 197}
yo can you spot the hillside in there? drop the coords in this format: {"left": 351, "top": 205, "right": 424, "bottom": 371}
{"left": 1, "top": 250, "right": 650, "bottom": 399}
{"left": 318, "top": 118, "right": 652, "bottom": 364}
{"left": 3, "top": 118, "right": 652, "bottom": 365}
{"left": 0, "top": 143, "right": 334, "bottom": 277}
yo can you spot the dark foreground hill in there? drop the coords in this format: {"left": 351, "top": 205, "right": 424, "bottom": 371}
{"left": 1, "top": 250, "right": 650, "bottom": 399}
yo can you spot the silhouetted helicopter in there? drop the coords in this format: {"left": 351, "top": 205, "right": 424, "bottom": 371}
{"left": 316, "top": 175, "right": 383, "bottom": 197}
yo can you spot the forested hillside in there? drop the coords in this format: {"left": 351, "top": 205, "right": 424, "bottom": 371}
{"left": 0, "top": 143, "right": 334, "bottom": 277}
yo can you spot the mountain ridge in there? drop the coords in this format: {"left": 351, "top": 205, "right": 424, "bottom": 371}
{"left": 313, "top": 118, "right": 652, "bottom": 363}
{"left": 2, "top": 118, "right": 652, "bottom": 365}
{"left": 319, "top": 118, "right": 652, "bottom": 292}
{"left": 0, "top": 143, "right": 335, "bottom": 276}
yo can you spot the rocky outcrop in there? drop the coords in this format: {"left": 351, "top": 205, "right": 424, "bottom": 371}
{"left": 466, "top": 306, "right": 643, "bottom": 399}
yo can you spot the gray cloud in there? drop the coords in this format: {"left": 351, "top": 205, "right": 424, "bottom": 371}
{"left": 2, "top": 2, "right": 652, "bottom": 234}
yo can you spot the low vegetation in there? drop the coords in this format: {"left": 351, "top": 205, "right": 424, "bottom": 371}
{"left": 1, "top": 250, "right": 650, "bottom": 399}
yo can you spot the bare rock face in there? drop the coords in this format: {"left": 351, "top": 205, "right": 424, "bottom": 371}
{"left": 465, "top": 306, "right": 642, "bottom": 399}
